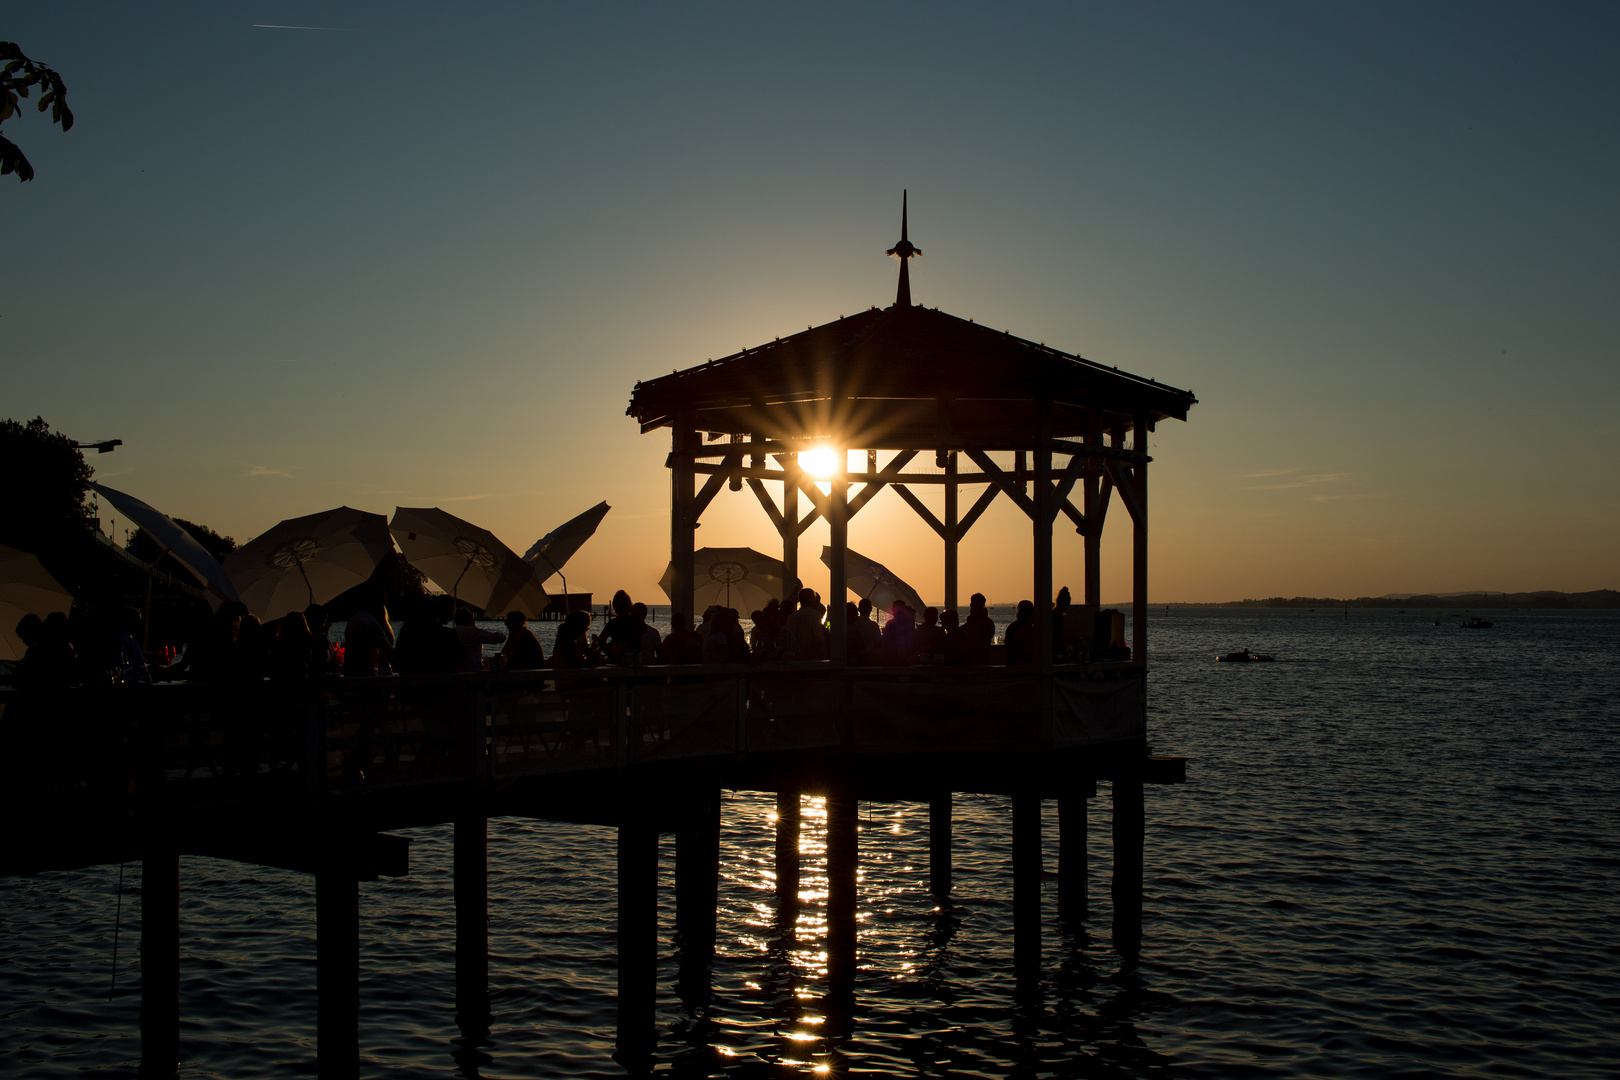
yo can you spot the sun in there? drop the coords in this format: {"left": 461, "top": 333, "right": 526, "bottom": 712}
{"left": 799, "top": 445, "right": 841, "bottom": 480}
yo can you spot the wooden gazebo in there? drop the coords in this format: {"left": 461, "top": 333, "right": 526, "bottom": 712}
{"left": 628, "top": 196, "right": 1197, "bottom": 670}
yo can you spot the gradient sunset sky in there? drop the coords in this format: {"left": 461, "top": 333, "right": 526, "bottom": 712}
{"left": 5, "top": 3, "right": 1616, "bottom": 604}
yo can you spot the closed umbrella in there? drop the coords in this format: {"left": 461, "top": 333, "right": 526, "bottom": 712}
{"left": 91, "top": 483, "right": 239, "bottom": 606}
{"left": 660, "top": 547, "right": 797, "bottom": 614}
{"left": 224, "top": 507, "right": 394, "bottom": 621}
{"left": 523, "top": 500, "right": 610, "bottom": 611}
{"left": 821, "top": 545, "right": 926, "bottom": 614}
{"left": 0, "top": 544, "right": 75, "bottom": 662}
{"left": 390, "top": 507, "right": 549, "bottom": 618}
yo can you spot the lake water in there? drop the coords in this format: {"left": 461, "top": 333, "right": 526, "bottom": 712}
{"left": 3, "top": 608, "right": 1618, "bottom": 1077}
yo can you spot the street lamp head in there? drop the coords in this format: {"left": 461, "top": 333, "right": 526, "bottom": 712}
{"left": 72, "top": 439, "right": 122, "bottom": 453}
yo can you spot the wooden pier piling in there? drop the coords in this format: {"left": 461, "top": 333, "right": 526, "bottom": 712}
{"left": 315, "top": 847, "right": 360, "bottom": 1080}
{"left": 1011, "top": 794, "right": 1042, "bottom": 974}
{"left": 775, "top": 790, "right": 800, "bottom": 918}
{"left": 1058, "top": 781, "right": 1094, "bottom": 920}
{"left": 139, "top": 847, "right": 180, "bottom": 1078}
{"left": 929, "top": 794, "right": 952, "bottom": 898}
{"left": 454, "top": 816, "right": 490, "bottom": 1038}
{"left": 825, "top": 787, "right": 859, "bottom": 994}
{"left": 615, "top": 813, "right": 659, "bottom": 1070}
{"left": 1111, "top": 779, "right": 1145, "bottom": 954}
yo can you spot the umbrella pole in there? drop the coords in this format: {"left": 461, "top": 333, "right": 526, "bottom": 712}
{"left": 142, "top": 566, "right": 154, "bottom": 652}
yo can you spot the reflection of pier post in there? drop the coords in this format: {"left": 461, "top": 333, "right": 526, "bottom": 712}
{"left": 454, "top": 816, "right": 491, "bottom": 1039}
{"left": 1112, "top": 779, "right": 1145, "bottom": 954}
{"left": 616, "top": 810, "right": 659, "bottom": 1070}
{"left": 1011, "top": 793, "right": 1042, "bottom": 975}
{"left": 774, "top": 790, "right": 799, "bottom": 919}
{"left": 316, "top": 843, "right": 360, "bottom": 1080}
{"left": 929, "top": 794, "right": 951, "bottom": 897}
{"left": 675, "top": 788, "right": 720, "bottom": 1015}
{"left": 140, "top": 846, "right": 180, "bottom": 1077}
{"left": 825, "top": 785, "right": 859, "bottom": 996}
{"left": 1058, "top": 782, "right": 1093, "bottom": 921}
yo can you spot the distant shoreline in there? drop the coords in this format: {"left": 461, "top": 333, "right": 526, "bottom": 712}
{"left": 1159, "top": 590, "right": 1620, "bottom": 610}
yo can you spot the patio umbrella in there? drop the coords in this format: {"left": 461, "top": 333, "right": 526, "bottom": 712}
{"left": 660, "top": 547, "right": 797, "bottom": 613}
{"left": 0, "top": 544, "right": 75, "bottom": 662}
{"left": 91, "top": 483, "right": 239, "bottom": 606}
{"left": 224, "top": 507, "right": 394, "bottom": 621}
{"left": 523, "top": 500, "right": 610, "bottom": 610}
{"left": 390, "top": 507, "right": 549, "bottom": 618}
{"left": 821, "top": 545, "right": 927, "bottom": 615}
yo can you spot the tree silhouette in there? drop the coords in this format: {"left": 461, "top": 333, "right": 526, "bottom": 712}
{"left": 2, "top": 41, "right": 73, "bottom": 183}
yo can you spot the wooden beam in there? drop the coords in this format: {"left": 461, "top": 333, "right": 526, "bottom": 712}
{"left": 1049, "top": 452, "right": 1087, "bottom": 522}
{"left": 693, "top": 460, "right": 1002, "bottom": 486}
{"left": 1058, "top": 498, "right": 1087, "bottom": 534}
{"left": 794, "top": 475, "right": 829, "bottom": 521}
{"left": 846, "top": 449, "right": 917, "bottom": 519}
{"left": 687, "top": 450, "right": 742, "bottom": 526}
{"left": 891, "top": 484, "right": 948, "bottom": 539}
{"left": 964, "top": 450, "right": 1037, "bottom": 519}
{"left": 955, "top": 483, "right": 1000, "bottom": 540}
{"left": 794, "top": 507, "right": 822, "bottom": 537}
{"left": 745, "top": 478, "right": 787, "bottom": 536}
{"left": 1106, "top": 458, "right": 1144, "bottom": 526}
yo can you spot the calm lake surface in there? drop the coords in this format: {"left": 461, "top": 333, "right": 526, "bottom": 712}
{"left": 3, "top": 608, "right": 1618, "bottom": 1078}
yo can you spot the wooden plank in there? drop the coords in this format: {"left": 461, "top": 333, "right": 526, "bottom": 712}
{"left": 892, "top": 484, "right": 948, "bottom": 539}
{"left": 688, "top": 450, "right": 742, "bottom": 525}
{"left": 846, "top": 449, "right": 918, "bottom": 519}
{"left": 745, "top": 478, "right": 787, "bottom": 536}
{"left": 955, "top": 483, "right": 1000, "bottom": 540}
{"left": 965, "top": 450, "right": 1037, "bottom": 519}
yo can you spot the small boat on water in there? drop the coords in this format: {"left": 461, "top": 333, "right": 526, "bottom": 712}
{"left": 1216, "top": 648, "right": 1275, "bottom": 662}
{"left": 1461, "top": 617, "right": 1493, "bottom": 629}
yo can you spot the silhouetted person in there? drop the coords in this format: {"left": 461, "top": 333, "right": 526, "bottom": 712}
{"left": 855, "top": 597, "right": 882, "bottom": 661}
{"left": 501, "top": 610, "right": 545, "bottom": 670}
{"left": 631, "top": 602, "right": 661, "bottom": 663}
{"left": 918, "top": 606, "right": 946, "bottom": 663}
{"left": 964, "top": 593, "right": 995, "bottom": 665}
{"left": 162, "top": 602, "right": 242, "bottom": 682}
{"left": 940, "top": 608, "right": 968, "bottom": 666}
{"left": 662, "top": 612, "right": 701, "bottom": 663}
{"left": 394, "top": 602, "right": 461, "bottom": 675}
{"left": 269, "top": 611, "right": 314, "bottom": 680}
{"left": 114, "top": 607, "right": 150, "bottom": 684}
{"left": 1051, "top": 586, "right": 1073, "bottom": 661}
{"left": 305, "top": 604, "right": 333, "bottom": 674}
{"left": 843, "top": 602, "right": 869, "bottom": 665}
{"left": 552, "top": 609, "right": 602, "bottom": 676}
{"left": 880, "top": 602, "right": 917, "bottom": 665}
{"left": 234, "top": 614, "right": 271, "bottom": 681}
{"left": 1005, "top": 600, "right": 1037, "bottom": 665}
{"left": 787, "top": 588, "right": 828, "bottom": 661}
{"left": 343, "top": 585, "right": 393, "bottom": 677}
{"left": 599, "top": 589, "right": 641, "bottom": 665}
{"left": 454, "top": 608, "right": 505, "bottom": 672}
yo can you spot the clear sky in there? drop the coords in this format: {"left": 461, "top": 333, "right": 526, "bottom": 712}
{"left": 4, "top": 3, "right": 1616, "bottom": 604}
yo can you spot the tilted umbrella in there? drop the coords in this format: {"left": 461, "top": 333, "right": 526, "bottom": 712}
{"left": 0, "top": 544, "right": 75, "bottom": 662}
{"left": 92, "top": 483, "right": 239, "bottom": 606}
{"left": 660, "top": 547, "right": 797, "bottom": 614}
{"left": 224, "top": 507, "right": 394, "bottom": 621}
{"left": 523, "top": 500, "right": 610, "bottom": 610}
{"left": 390, "top": 507, "right": 549, "bottom": 619}
{"left": 821, "top": 545, "right": 927, "bottom": 614}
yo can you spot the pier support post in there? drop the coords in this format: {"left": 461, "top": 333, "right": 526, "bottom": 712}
{"left": 675, "top": 789, "right": 721, "bottom": 1017}
{"left": 775, "top": 790, "right": 800, "bottom": 916}
{"left": 1058, "top": 784, "right": 1092, "bottom": 921}
{"left": 140, "top": 847, "right": 180, "bottom": 1077}
{"left": 316, "top": 850, "right": 360, "bottom": 1080}
{"left": 825, "top": 786, "right": 859, "bottom": 995}
{"left": 1111, "top": 779, "right": 1144, "bottom": 955}
{"left": 929, "top": 794, "right": 951, "bottom": 897}
{"left": 1012, "top": 794, "right": 1042, "bottom": 975}
{"left": 616, "top": 812, "right": 659, "bottom": 1070}
{"left": 454, "top": 816, "right": 490, "bottom": 1038}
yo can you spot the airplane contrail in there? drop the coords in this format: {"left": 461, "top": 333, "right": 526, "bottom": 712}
{"left": 252, "top": 24, "right": 355, "bottom": 31}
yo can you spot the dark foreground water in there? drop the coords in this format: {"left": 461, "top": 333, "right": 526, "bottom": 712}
{"left": 3, "top": 608, "right": 1618, "bottom": 1078}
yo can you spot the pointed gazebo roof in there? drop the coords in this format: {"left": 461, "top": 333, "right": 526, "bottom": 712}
{"left": 627, "top": 199, "right": 1196, "bottom": 447}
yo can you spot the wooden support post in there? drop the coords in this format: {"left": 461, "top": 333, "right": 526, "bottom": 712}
{"left": 616, "top": 813, "right": 659, "bottom": 1068}
{"left": 1111, "top": 779, "right": 1145, "bottom": 956}
{"left": 140, "top": 847, "right": 180, "bottom": 1077}
{"left": 454, "top": 817, "right": 490, "bottom": 1038}
{"left": 1034, "top": 405, "right": 1054, "bottom": 672}
{"left": 782, "top": 455, "right": 799, "bottom": 597}
{"left": 825, "top": 786, "right": 859, "bottom": 992}
{"left": 944, "top": 451, "right": 959, "bottom": 612}
{"left": 316, "top": 850, "right": 360, "bottom": 1080}
{"left": 929, "top": 794, "right": 951, "bottom": 897}
{"left": 1083, "top": 412, "right": 1102, "bottom": 640}
{"left": 1012, "top": 794, "right": 1042, "bottom": 974}
{"left": 676, "top": 789, "right": 721, "bottom": 953}
{"left": 1133, "top": 415, "right": 1149, "bottom": 668}
{"left": 1058, "top": 789, "right": 1090, "bottom": 921}
{"left": 828, "top": 461, "right": 849, "bottom": 667}
{"left": 670, "top": 422, "right": 697, "bottom": 631}
{"left": 775, "top": 789, "right": 800, "bottom": 915}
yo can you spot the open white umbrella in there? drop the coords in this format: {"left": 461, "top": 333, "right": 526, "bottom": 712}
{"left": 821, "top": 545, "right": 926, "bottom": 614}
{"left": 390, "top": 507, "right": 549, "bottom": 618}
{"left": 224, "top": 507, "right": 394, "bottom": 621}
{"left": 523, "top": 500, "right": 609, "bottom": 611}
{"left": 91, "top": 483, "right": 239, "bottom": 606}
{"left": 0, "top": 544, "right": 75, "bottom": 662}
{"left": 660, "top": 547, "right": 797, "bottom": 614}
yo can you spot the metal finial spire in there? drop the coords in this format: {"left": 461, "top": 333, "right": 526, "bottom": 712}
{"left": 886, "top": 189, "right": 920, "bottom": 308}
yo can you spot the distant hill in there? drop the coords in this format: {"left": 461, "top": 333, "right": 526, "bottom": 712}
{"left": 1211, "top": 590, "right": 1620, "bottom": 609}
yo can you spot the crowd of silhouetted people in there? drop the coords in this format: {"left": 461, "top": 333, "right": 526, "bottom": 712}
{"left": 7, "top": 581, "right": 1123, "bottom": 690}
